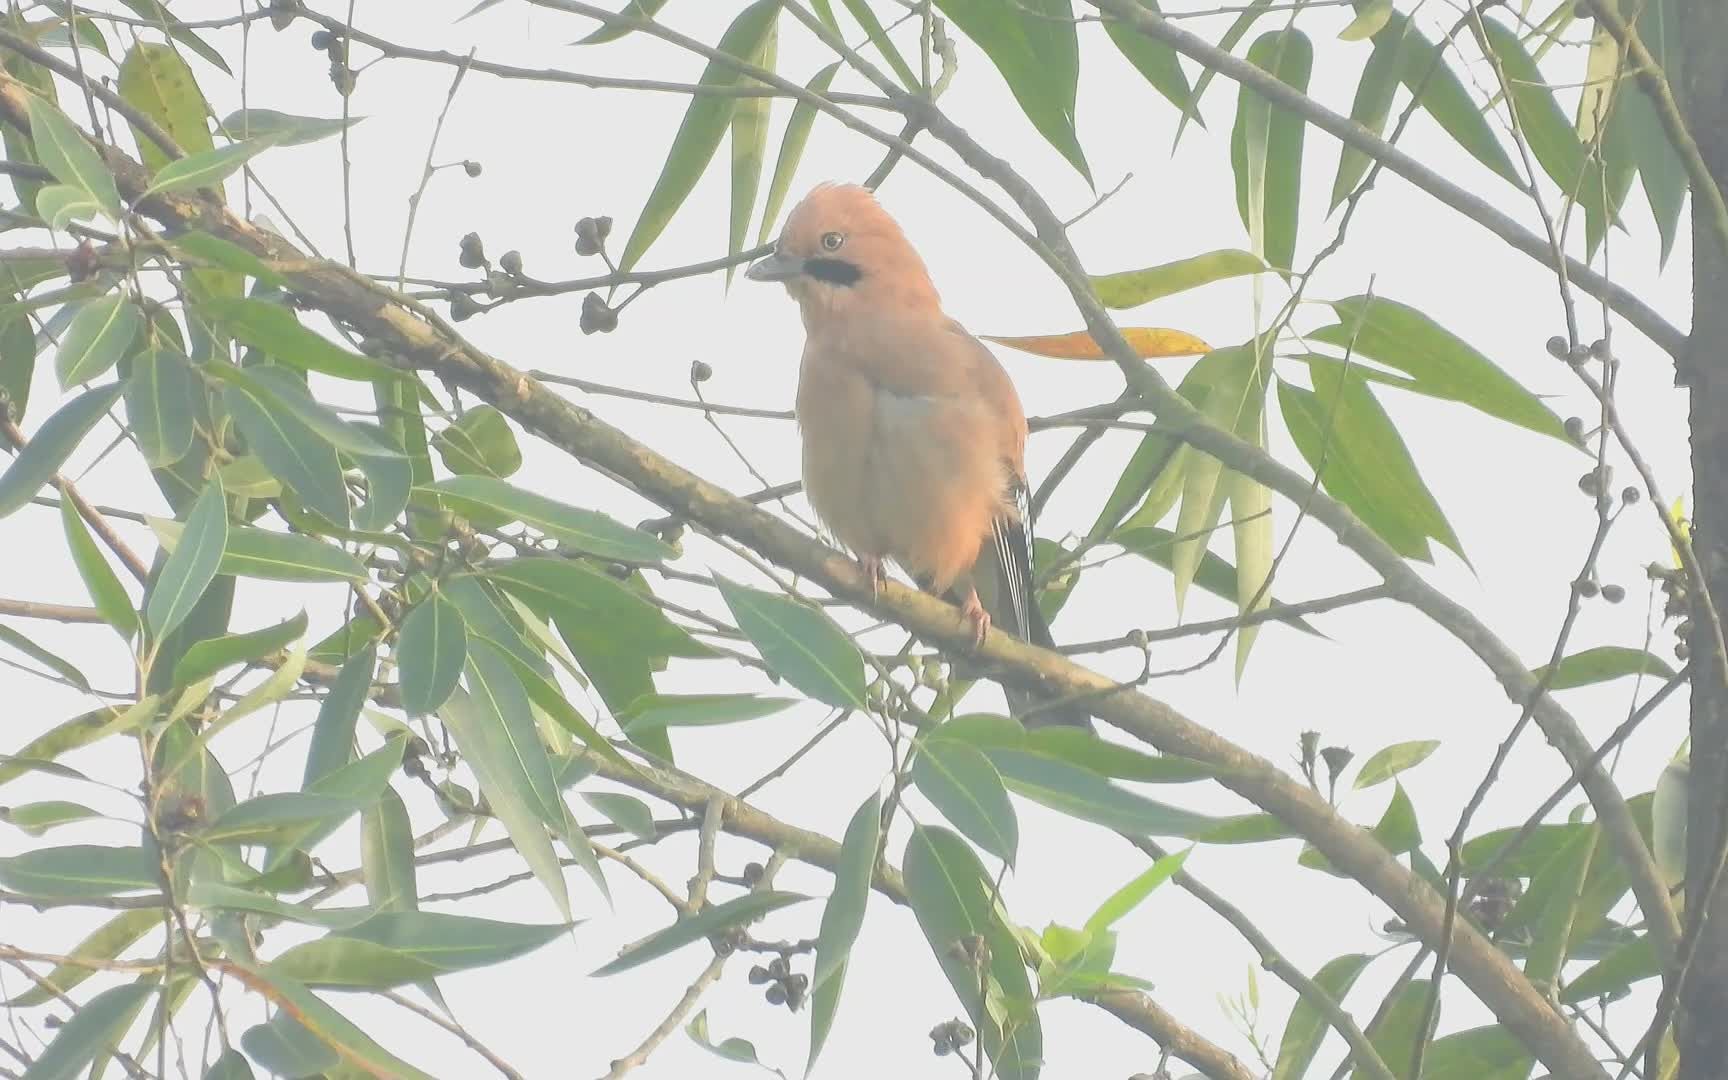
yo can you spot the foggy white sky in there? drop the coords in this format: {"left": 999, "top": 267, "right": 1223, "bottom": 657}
{"left": 0, "top": 1, "right": 1695, "bottom": 1077}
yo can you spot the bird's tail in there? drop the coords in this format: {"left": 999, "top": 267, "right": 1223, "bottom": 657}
{"left": 961, "top": 508, "right": 1092, "bottom": 729}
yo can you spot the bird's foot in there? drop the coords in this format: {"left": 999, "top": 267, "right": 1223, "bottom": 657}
{"left": 960, "top": 588, "right": 991, "bottom": 652}
{"left": 859, "top": 555, "right": 887, "bottom": 602}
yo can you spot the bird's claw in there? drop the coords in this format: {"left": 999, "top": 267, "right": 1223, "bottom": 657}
{"left": 960, "top": 590, "right": 990, "bottom": 652}
{"left": 859, "top": 555, "right": 886, "bottom": 602}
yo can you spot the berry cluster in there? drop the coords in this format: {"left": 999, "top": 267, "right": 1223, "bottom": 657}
{"left": 928, "top": 1019, "right": 975, "bottom": 1057}
{"left": 746, "top": 955, "right": 807, "bottom": 1011}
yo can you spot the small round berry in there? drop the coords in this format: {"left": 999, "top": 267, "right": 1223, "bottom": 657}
{"left": 499, "top": 250, "right": 524, "bottom": 277}
{"left": 1622, "top": 486, "right": 1642, "bottom": 505}
{"left": 748, "top": 965, "right": 769, "bottom": 985}
{"left": 310, "top": 29, "right": 333, "bottom": 49}
{"left": 579, "top": 292, "right": 618, "bottom": 334}
{"left": 691, "top": 360, "right": 713, "bottom": 383}
{"left": 1601, "top": 584, "right": 1626, "bottom": 603}
{"left": 458, "top": 231, "right": 487, "bottom": 270}
{"left": 765, "top": 983, "right": 786, "bottom": 1006}
{"left": 450, "top": 293, "right": 482, "bottom": 322}
{"left": 463, "top": 160, "right": 483, "bottom": 178}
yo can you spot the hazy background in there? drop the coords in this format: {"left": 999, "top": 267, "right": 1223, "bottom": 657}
{"left": 0, "top": 1, "right": 1694, "bottom": 1076}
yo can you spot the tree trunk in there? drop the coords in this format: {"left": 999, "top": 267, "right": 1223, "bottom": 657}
{"left": 1679, "top": 0, "right": 1728, "bottom": 1074}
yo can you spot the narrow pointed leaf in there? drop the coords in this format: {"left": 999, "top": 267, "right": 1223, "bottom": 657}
{"left": 397, "top": 592, "right": 466, "bottom": 716}
{"left": 60, "top": 497, "right": 137, "bottom": 637}
{"left": 718, "top": 577, "right": 866, "bottom": 709}
{"left": 1092, "top": 249, "right": 1266, "bottom": 308}
{"left": 0, "top": 381, "right": 124, "bottom": 519}
{"left": 0, "top": 623, "right": 89, "bottom": 691}
{"left": 20, "top": 983, "right": 152, "bottom": 1080}
{"left": 1533, "top": 645, "right": 1675, "bottom": 689}
{"left": 146, "top": 476, "right": 227, "bottom": 639}
{"left": 145, "top": 136, "right": 280, "bottom": 196}
{"left": 430, "top": 404, "right": 521, "bottom": 478}
{"left": 571, "top": 0, "right": 672, "bottom": 45}
{"left": 125, "top": 344, "right": 198, "bottom": 467}
{"left": 808, "top": 791, "right": 881, "bottom": 1073}
{"left": 3, "top": 908, "right": 157, "bottom": 1007}
{"left": 1354, "top": 739, "right": 1441, "bottom": 789}
{"left": 1085, "top": 848, "right": 1189, "bottom": 933}
{"left": 1229, "top": 462, "right": 1273, "bottom": 677}
{"left": 55, "top": 293, "right": 142, "bottom": 388}
{"left": 201, "top": 298, "right": 397, "bottom": 382}
{"left": 726, "top": 19, "right": 776, "bottom": 280}
{"left": 230, "top": 967, "right": 437, "bottom": 1080}
{"left": 1331, "top": 33, "right": 1400, "bottom": 208}
{"left": 757, "top": 62, "right": 838, "bottom": 245}
{"left": 912, "top": 735, "right": 1018, "bottom": 864}
{"left": 424, "top": 475, "right": 674, "bottom": 561}
{"left": 117, "top": 41, "right": 215, "bottom": 177}
{"left": 173, "top": 610, "right": 307, "bottom": 687}
{"left": 1271, "top": 953, "right": 1372, "bottom": 1079}
{"left": 618, "top": 0, "right": 780, "bottom": 271}
{"left": 0, "top": 844, "right": 156, "bottom": 898}
{"left": 113, "top": 0, "right": 231, "bottom": 74}
{"left": 1106, "top": 0, "right": 1196, "bottom": 120}
{"left": 1380, "top": 12, "right": 1518, "bottom": 184}
{"left": 1178, "top": 0, "right": 1271, "bottom": 144}
{"left": 217, "top": 109, "right": 359, "bottom": 146}
{"left": 222, "top": 371, "right": 349, "bottom": 527}
{"left": 1231, "top": 30, "right": 1311, "bottom": 269}
{"left": 24, "top": 93, "right": 120, "bottom": 216}
{"left": 595, "top": 890, "right": 808, "bottom": 976}
{"left": 982, "top": 327, "right": 1210, "bottom": 360}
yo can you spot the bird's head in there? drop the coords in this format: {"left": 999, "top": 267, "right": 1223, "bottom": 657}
{"left": 746, "top": 183, "right": 939, "bottom": 316}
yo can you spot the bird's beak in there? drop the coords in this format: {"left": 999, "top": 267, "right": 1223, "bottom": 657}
{"left": 745, "top": 250, "right": 803, "bottom": 283}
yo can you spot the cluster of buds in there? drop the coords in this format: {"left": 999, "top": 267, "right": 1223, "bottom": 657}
{"left": 267, "top": 0, "right": 302, "bottom": 30}
{"left": 1298, "top": 731, "right": 1355, "bottom": 802}
{"left": 308, "top": 28, "right": 356, "bottom": 95}
{"left": 1466, "top": 876, "right": 1522, "bottom": 932}
{"left": 574, "top": 215, "right": 612, "bottom": 257}
{"left": 746, "top": 954, "right": 807, "bottom": 1010}
{"left": 928, "top": 1019, "right": 975, "bottom": 1057}
{"left": 1650, "top": 561, "right": 1693, "bottom": 660}
{"left": 1545, "top": 335, "right": 1613, "bottom": 368}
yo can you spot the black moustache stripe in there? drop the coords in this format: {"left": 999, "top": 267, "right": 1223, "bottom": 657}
{"left": 804, "top": 257, "right": 862, "bottom": 286}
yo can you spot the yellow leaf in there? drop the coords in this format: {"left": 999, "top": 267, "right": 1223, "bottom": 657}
{"left": 1670, "top": 497, "right": 1690, "bottom": 569}
{"left": 982, "top": 328, "right": 1212, "bottom": 360}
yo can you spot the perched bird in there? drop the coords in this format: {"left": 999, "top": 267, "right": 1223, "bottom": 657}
{"left": 746, "top": 182, "right": 1087, "bottom": 727}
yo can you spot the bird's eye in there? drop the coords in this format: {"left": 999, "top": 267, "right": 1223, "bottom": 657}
{"left": 820, "top": 231, "right": 845, "bottom": 252}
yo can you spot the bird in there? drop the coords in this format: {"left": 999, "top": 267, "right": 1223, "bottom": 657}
{"left": 746, "top": 182, "right": 1088, "bottom": 727}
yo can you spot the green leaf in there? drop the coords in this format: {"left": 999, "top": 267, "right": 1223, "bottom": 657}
{"left": 838, "top": 0, "right": 919, "bottom": 88}
{"left": 1379, "top": 11, "right": 1518, "bottom": 185}
{"left": 1534, "top": 645, "right": 1676, "bottom": 690}
{"left": 1177, "top": 0, "right": 1270, "bottom": 145}
{"left": 0, "top": 622, "right": 89, "bottom": 691}
{"left": 143, "top": 569, "right": 233, "bottom": 696}
{"left": 209, "top": 362, "right": 403, "bottom": 458}
{"left": 304, "top": 646, "right": 373, "bottom": 785}
{"left": 55, "top": 293, "right": 142, "bottom": 388}
{"left": 1228, "top": 452, "right": 1273, "bottom": 676}
{"left": 113, "top": 0, "right": 232, "bottom": 75}
{"left": 240, "top": 1014, "right": 339, "bottom": 1079}
{"left": 1418, "top": 1025, "right": 1531, "bottom": 1080}
{"left": 718, "top": 577, "right": 866, "bottom": 709}
{"left": 618, "top": 0, "right": 780, "bottom": 271}
{"left": 117, "top": 41, "right": 215, "bottom": 176}
{"left": 439, "top": 672, "right": 572, "bottom": 919}
{"left": 202, "top": 791, "right": 362, "bottom": 846}
{"left": 0, "top": 844, "right": 156, "bottom": 898}
{"left": 1230, "top": 30, "right": 1311, "bottom": 269}
{"left": 146, "top": 476, "right": 227, "bottom": 639}
{"left": 0, "top": 380, "right": 124, "bottom": 519}
{"left": 1113, "top": 523, "right": 1317, "bottom": 635}
{"left": 398, "top": 592, "right": 467, "bottom": 716}
{"left": 935, "top": 0, "right": 1089, "bottom": 182}
{"left": 583, "top": 792, "right": 657, "bottom": 842}
{"left": 991, "top": 749, "right": 1224, "bottom": 838}
{"left": 903, "top": 826, "right": 1042, "bottom": 1080}
{"left": 173, "top": 611, "right": 307, "bottom": 687}
{"left": 233, "top": 967, "right": 438, "bottom": 1080}
{"left": 0, "top": 800, "right": 99, "bottom": 835}
{"left": 1352, "top": 978, "right": 1434, "bottom": 1080}
{"left": 202, "top": 298, "right": 397, "bottom": 382}
{"left": 912, "top": 735, "right": 1018, "bottom": 864}
{"left": 20, "top": 982, "right": 152, "bottom": 1080}
{"left": 1353, "top": 739, "right": 1440, "bottom": 789}
{"left": 727, "top": 16, "right": 776, "bottom": 281}
{"left": 170, "top": 231, "right": 287, "bottom": 288}
{"left": 1628, "top": 86, "right": 1685, "bottom": 266}
{"left": 1339, "top": 0, "right": 1392, "bottom": 40}
{"left": 222, "top": 369, "right": 348, "bottom": 527}
{"left": 686, "top": 1010, "right": 780, "bottom": 1073}
{"left": 1091, "top": 249, "right": 1266, "bottom": 309}
{"left": 1278, "top": 368, "right": 1462, "bottom": 562}
{"left": 125, "top": 344, "right": 199, "bottom": 467}
{"left": 1085, "top": 848, "right": 1189, "bottom": 933}
{"left": 1312, "top": 296, "right": 1567, "bottom": 441}
{"left": 59, "top": 497, "right": 137, "bottom": 638}
{"left": 0, "top": 305, "right": 36, "bottom": 437}
{"left": 24, "top": 92, "right": 120, "bottom": 217}
{"left": 1105, "top": 0, "right": 1196, "bottom": 120}
{"left": 1166, "top": 345, "right": 1267, "bottom": 615}
{"left": 1560, "top": 934, "right": 1655, "bottom": 1003}
{"left": 218, "top": 109, "right": 359, "bottom": 146}
{"left": 1478, "top": 18, "right": 1607, "bottom": 247}
{"left": 32, "top": 184, "right": 101, "bottom": 229}
{"left": 620, "top": 693, "right": 794, "bottom": 731}
{"left": 269, "top": 912, "right": 566, "bottom": 988}
{"left": 204, "top": 1050, "right": 255, "bottom": 1080}
{"left": 758, "top": 63, "right": 838, "bottom": 246}
{"left": 808, "top": 791, "right": 881, "bottom": 1074}
{"left": 3, "top": 908, "right": 157, "bottom": 1007}
{"left": 569, "top": 0, "right": 672, "bottom": 45}
{"left": 362, "top": 785, "right": 419, "bottom": 913}
{"left": 444, "top": 573, "right": 551, "bottom": 679}
{"left": 1271, "top": 952, "right": 1372, "bottom": 1079}
{"left": 596, "top": 890, "right": 807, "bottom": 976}
{"left": 1331, "top": 32, "right": 1400, "bottom": 208}
{"left": 430, "top": 404, "right": 521, "bottom": 478}
{"left": 223, "top": 527, "right": 368, "bottom": 583}
{"left": 145, "top": 136, "right": 281, "bottom": 197}
{"left": 1521, "top": 824, "right": 1598, "bottom": 991}
{"left": 485, "top": 558, "right": 702, "bottom": 660}
{"left": 424, "top": 475, "right": 675, "bottom": 562}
